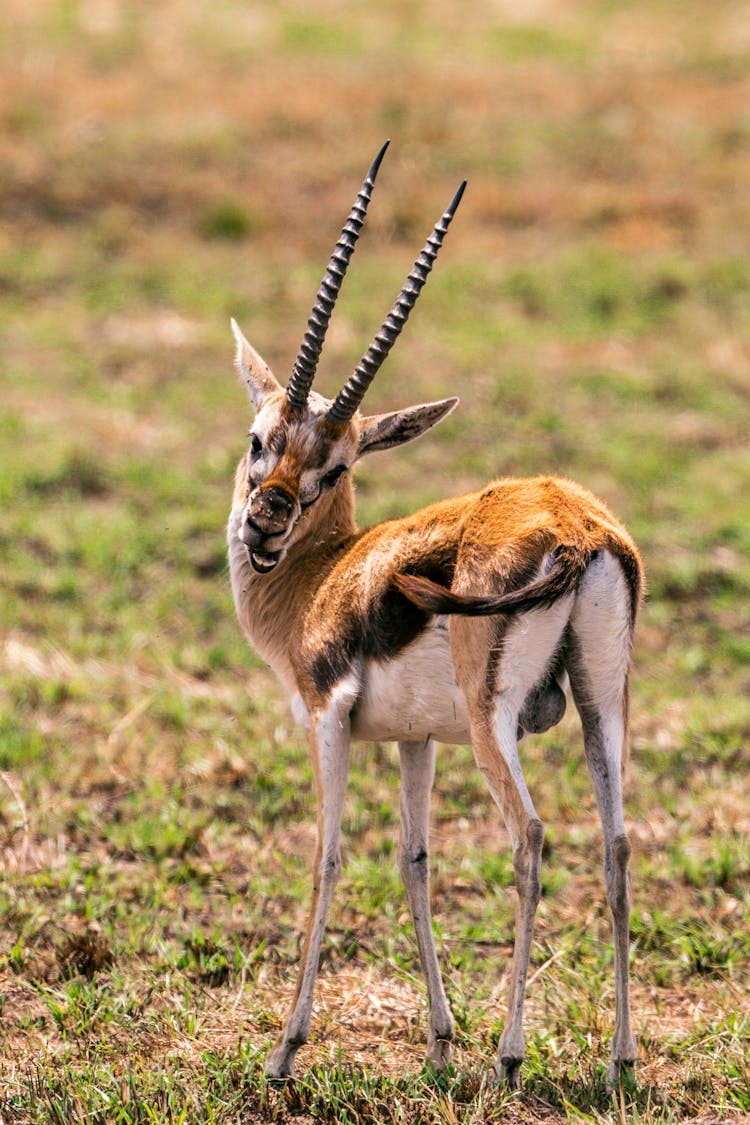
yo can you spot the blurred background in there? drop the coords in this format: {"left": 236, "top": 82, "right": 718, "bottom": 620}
{"left": 1, "top": 1, "right": 749, "bottom": 1120}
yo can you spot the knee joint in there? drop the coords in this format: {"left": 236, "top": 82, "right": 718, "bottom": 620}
{"left": 317, "top": 852, "right": 341, "bottom": 885}
{"left": 399, "top": 844, "right": 428, "bottom": 873}
{"left": 605, "top": 833, "right": 631, "bottom": 913}
{"left": 527, "top": 818, "right": 545, "bottom": 854}
{"left": 513, "top": 819, "right": 544, "bottom": 901}
{"left": 613, "top": 833, "right": 631, "bottom": 867}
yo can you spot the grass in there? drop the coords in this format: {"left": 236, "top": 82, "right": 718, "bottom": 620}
{"left": 1, "top": 0, "right": 750, "bottom": 1121}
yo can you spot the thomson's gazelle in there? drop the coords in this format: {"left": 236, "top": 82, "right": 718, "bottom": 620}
{"left": 227, "top": 142, "right": 643, "bottom": 1087}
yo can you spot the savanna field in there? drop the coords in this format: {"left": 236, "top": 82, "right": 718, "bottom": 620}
{"left": 1, "top": 2, "right": 749, "bottom": 1122}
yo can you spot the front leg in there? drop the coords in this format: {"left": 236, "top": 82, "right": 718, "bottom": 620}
{"left": 265, "top": 683, "right": 354, "bottom": 1079}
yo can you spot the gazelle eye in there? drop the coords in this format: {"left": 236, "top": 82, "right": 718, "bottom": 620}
{"left": 249, "top": 434, "right": 262, "bottom": 458}
{"left": 322, "top": 464, "right": 347, "bottom": 488}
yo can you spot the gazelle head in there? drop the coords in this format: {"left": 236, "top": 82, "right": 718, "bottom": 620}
{"left": 232, "top": 142, "right": 465, "bottom": 575}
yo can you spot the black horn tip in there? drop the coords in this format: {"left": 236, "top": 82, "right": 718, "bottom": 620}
{"left": 446, "top": 179, "right": 468, "bottom": 218}
{"left": 368, "top": 139, "right": 391, "bottom": 182}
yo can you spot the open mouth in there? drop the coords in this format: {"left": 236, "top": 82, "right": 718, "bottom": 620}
{"left": 248, "top": 548, "right": 281, "bottom": 574}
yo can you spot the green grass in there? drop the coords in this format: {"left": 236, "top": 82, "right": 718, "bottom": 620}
{"left": 1, "top": 0, "right": 750, "bottom": 1122}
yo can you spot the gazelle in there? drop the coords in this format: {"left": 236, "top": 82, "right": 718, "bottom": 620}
{"left": 227, "top": 142, "right": 643, "bottom": 1088}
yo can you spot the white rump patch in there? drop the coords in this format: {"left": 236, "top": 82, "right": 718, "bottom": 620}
{"left": 569, "top": 551, "right": 632, "bottom": 709}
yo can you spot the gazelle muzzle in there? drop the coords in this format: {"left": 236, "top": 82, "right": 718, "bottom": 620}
{"left": 242, "top": 484, "right": 298, "bottom": 573}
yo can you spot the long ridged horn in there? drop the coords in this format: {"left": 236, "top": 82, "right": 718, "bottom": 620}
{"left": 285, "top": 140, "right": 390, "bottom": 412}
{"left": 327, "top": 180, "right": 466, "bottom": 426}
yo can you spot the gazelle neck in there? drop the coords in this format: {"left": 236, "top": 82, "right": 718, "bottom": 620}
{"left": 229, "top": 475, "right": 358, "bottom": 691}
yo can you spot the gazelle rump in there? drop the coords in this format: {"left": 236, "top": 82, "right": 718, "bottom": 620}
{"left": 227, "top": 145, "right": 644, "bottom": 1087}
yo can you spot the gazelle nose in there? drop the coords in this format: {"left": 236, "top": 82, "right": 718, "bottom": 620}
{"left": 249, "top": 485, "right": 295, "bottom": 531}
{"left": 260, "top": 486, "right": 294, "bottom": 519}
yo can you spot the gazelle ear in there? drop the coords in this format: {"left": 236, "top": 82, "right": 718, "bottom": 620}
{"left": 231, "top": 318, "right": 283, "bottom": 412}
{"left": 357, "top": 397, "right": 459, "bottom": 457}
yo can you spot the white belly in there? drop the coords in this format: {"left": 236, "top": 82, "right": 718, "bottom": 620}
{"left": 350, "top": 618, "right": 470, "bottom": 745}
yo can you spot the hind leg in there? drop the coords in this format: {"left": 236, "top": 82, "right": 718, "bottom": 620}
{"left": 568, "top": 552, "right": 637, "bottom": 1085}
{"left": 573, "top": 684, "right": 637, "bottom": 1086}
{"left": 452, "top": 602, "right": 572, "bottom": 1088}
{"left": 470, "top": 701, "right": 544, "bottom": 1089}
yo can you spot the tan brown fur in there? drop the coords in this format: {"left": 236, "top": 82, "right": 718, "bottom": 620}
{"left": 232, "top": 465, "right": 642, "bottom": 707}
{"left": 227, "top": 251, "right": 642, "bottom": 1088}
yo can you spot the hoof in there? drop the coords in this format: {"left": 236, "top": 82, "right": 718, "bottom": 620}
{"left": 264, "top": 1044, "right": 297, "bottom": 1081}
{"left": 606, "top": 1057, "right": 636, "bottom": 1092}
{"left": 426, "top": 1035, "right": 454, "bottom": 1074}
{"left": 495, "top": 1056, "right": 522, "bottom": 1091}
